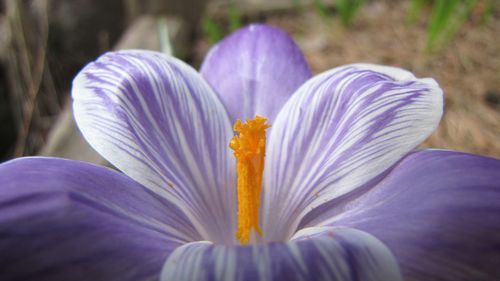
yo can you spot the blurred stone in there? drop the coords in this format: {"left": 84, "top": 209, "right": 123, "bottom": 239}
{"left": 114, "top": 15, "right": 188, "bottom": 57}
{"left": 125, "top": 0, "right": 207, "bottom": 29}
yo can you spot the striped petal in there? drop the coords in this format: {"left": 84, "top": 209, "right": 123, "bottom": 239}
{"left": 0, "top": 157, "right": 197, "bottom": 281}
{"left": 200, "top": 24, "right": 312, "bottom": 123}
{"left": 263, "top": 64, "right": 443, "bottom": 241}
{"left": 160, "top": 227, "right": 402, "bottom": 281}
{"left": 72, "top": 50, "right": 236, "bottom": 244}
{"left": 312, "top": 150, "right": 500, "bottom": 281}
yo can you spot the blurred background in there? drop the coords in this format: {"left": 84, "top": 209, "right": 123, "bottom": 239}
{"left": 0, "top": 0, "right": 498, "bottom": 165}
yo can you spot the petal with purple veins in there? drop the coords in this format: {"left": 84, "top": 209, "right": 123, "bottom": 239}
{"left": 0, "top": 157, "right": 198, "bottom": 281}
{"left": 72, "top": 50, "right": 236, "bottom": 244}
{"left": 263, "top": 64, "right": 443, "bottom": 241}
{"left": 200, "top": 24, "right": 312, "bottom": 123}
{"left": 311, "top": 150, "right": 500, "bottom": 281}
{"left": 161, "top": 227, "right": 402, "bottom": 281}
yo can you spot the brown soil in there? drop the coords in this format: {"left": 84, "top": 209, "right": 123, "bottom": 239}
{"left": 197, "top": 1, "right": 500, "bottom": 158}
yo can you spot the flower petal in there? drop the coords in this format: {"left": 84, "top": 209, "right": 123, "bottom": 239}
{"left": 263, "top": 64, "right": 443, "bottom": 241}
{"left": 200, "top": 24, "right": 312, "bottom": 123}
{"left": 310, "top": 150, "right": 500, "bottom": 281}
{"left": 161, "top": 227, "right": 402, "bottom": 281}
{"left": 72, "top": 50, "right": 236, "bottom": 243}
{"left": 0, "top": 157, "right": 198, "bottom": 281}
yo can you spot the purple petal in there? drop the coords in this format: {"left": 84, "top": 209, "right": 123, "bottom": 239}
{"left": 315, "top": 150, "right": 500, "bottom": 280}
{"left": 72, "top": 50, "right": 236, "bottom": 244}
{"left": 161, "top": 227, "right": 402, "bottom": 281}
{"left": 263, "top": 64, "right": 443, "bottom": 241}
{"left": 0, "top": 157, "right": 198, "bottom": 281}
{"left": 200, "top": 24, "right": 312, "bottom": 123}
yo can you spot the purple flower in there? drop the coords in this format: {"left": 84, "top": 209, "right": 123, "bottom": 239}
{"left": 1, "top": 24, "right": 499, "bottom": 281}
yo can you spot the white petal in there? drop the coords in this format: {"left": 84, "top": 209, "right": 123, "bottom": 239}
{"left": 72, "top": 50, "right": 236, "bottom": 243}
{"left": 161, "top": 227, "right": 402, "bottom": 281}
{"left": 263, "top": 64, "right": 443, "bottom": 241}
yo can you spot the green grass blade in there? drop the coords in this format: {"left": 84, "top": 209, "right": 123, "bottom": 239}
{"left": 314, "top": 0, "right": 330, "bottom": 18}
{"left": 480, "top": 0, "right": 496, "bottom": 24}
{"left": 202, "top": 17, "right": 224, "bottom": 45}
{"left": 443, "top": 0, "right": 476, "bottom": 44}
{"left": 426, "top": 0, "right": 478, "bottom": 52}
{"left": 229, "top": 1, "right": 242, "bottom": 32}
{"left": 426, "top": 0, "right": 460, "bottom": 51}
{"left": 407, "top": 0, "right": 429, "bottom": 24}
{"left": 335, "top": 0, "right": 366, "bottom": 26}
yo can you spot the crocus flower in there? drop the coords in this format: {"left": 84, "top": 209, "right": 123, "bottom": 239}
{"left": 1, "top": 24, "right": 499, "bottom": 281}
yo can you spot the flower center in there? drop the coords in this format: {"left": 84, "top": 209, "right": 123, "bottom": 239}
{"left": 229, "top": 116, "right": 271, "bottom": 244}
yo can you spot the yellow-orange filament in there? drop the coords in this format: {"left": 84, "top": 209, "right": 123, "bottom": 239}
{"left": 229, "top": 116, "right": 271, "bottom": 244}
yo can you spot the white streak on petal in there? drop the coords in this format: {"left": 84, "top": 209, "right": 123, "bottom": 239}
{"left": 72, "top": 50, "right": 236, "bottom": 244}
{"left": 263, "top": 64, "right": 443, "bottom": 241}
{"left": 160, "top": 227, "right": 402, "bottom": 281}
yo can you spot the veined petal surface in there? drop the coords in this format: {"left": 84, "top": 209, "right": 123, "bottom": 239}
{"left": 72, "top": 50, "right": 236, "bottom": 243}
{"left": 200, "top": 24, "right": 312, "bottom": 123}
{"left": 263, "top": 64, "right": 443, "bottom": 241}
{"left": 313, "top": 150, "right": 500, "bottom": 281}
{"left": 161, "top": 227, "right": 402, "bottom": 281}
{"left": 0, "top": 157, "right": 197, "bottom": 281}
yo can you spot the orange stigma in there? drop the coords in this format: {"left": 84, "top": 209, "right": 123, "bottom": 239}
{"left": 229, "top": 116, "right": 271, "bottom": 244}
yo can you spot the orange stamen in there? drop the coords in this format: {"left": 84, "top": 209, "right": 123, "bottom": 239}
{"left": 229, "top": 116, "right": 270, "bottom": 244}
